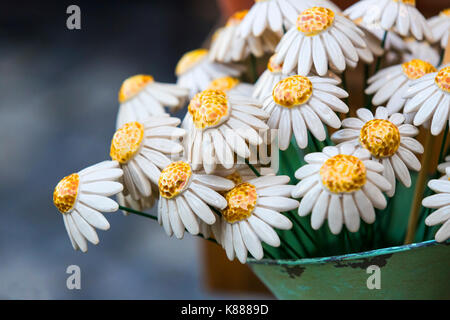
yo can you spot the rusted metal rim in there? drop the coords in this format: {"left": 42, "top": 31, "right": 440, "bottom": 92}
{"left": 247, "top": 240, "right": 449, "bottom": 266}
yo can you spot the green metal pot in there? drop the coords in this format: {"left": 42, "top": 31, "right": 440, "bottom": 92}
{"left": 248, "top": 240, "right": 450, "bottom": 299}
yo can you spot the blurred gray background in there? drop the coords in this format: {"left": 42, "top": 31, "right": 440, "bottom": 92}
{"left": 0, "top": 0, "right": 266, "bottom": 299}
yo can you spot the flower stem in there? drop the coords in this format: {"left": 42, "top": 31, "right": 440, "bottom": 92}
{"left": 119, "top": 205, "right": 157, "bottom": 221}
{"left": 245, "top": 158, "right": 261, "bottom": 177}
{"left": 374, "top": 30, "right": 388, "bottom": 73}
{"left": 250, "top": 54, "right": 258, "bottom": 83}
{"left": 119, "top": 205, "right": 219, "bottom": 245}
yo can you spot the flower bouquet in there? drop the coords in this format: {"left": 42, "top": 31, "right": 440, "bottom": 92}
{"left": 52, "top": 0, "right": 450, "bottom": 299}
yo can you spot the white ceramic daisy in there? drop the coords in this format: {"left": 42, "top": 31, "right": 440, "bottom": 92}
{"left": 332, "top": 107, "right": 423, "bottom": 197}
{"left": 156, "top": 160, "right": 234, "bottom": 239}
{"left": 428, "top": 9, "right": 450, "bottom": 49}
{"left": 175, "top": 48, "right": 243, "bottom": 98}
{"left": 207, "top": 76, "right": 253, "bottom": 97}
{"left": 292, "top": 144, "right": 391, "bottom": 234}
{"left": 365, "top": 59, "right": 437, "bottom": 115}
{"left": 239, "top": 0, "right": 341, "bottom": 39}
{"left": 220, "top": 175, "right": 297, "bottom": 263}
{"left": 209, "top": 10, "right": 280, "bottom": 63}
{"left": 403, "top": 65, "right": 450, "bottom": 135}
{"left": 183, "top": 89, "right": 269, "bottom": 173}
{"left": 253, "top": 54, "right": 340, "bottom": 101}
{"left": 422, "top": 167, "right": 450, "bottom": 243}
{"left": 110, "top": 116, "right": 185, "bottom": 203}
{"left": 262, "top": 74, "right": 348, "bottom": 150}
{"left": 344, "top": 0, "right": 433, "bottom": 41}
{"left": 116, "top": 75, "right": 188, "bottom": 129}
{"left": 53, "top": 161, "right": 124, "bottom": 252}
{"left": 275, "top": 7, "right": 368, "bottom": 76}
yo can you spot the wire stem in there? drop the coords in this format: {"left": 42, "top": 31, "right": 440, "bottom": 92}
{"left": 245, "top": 159, "right": 261, "bottom": 177}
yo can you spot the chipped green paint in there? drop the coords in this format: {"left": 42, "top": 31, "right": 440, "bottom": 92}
{"left": 248, "top": 240, "right": 450, "bottom": 299}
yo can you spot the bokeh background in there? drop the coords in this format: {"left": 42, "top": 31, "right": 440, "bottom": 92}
{"left": 0, "top": 0, "right": 268, "bottom": 299}
{"left": 0, "top": 0, "right": 444, "bottom": 299}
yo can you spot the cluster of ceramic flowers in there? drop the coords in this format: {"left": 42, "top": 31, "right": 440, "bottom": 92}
{"left": 53, "top": 1, "right": 450, "bottom": 262}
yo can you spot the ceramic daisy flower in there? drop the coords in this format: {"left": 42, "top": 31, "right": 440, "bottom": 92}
{"left": 262, "top": 75, "right": 348, "bottom": 150}
{"left": 116, "top": 75, "right": 188, "bottom": 129}
{"left": 239, "top": 0, "right": 341, "bottom": 39}
{"left": 220, "top": 175, "right": 297, "bottom": 263}
{"left": 53, "top": 161, "right": 124, "bottom": 252}
{"left": 157, "top": 160, "right": 234, "bottom": 239}
{"left": 365, "top": 59, "right": 437, "bottom": 115}
{"left": 183, "top": 89, "right": 269, "bottom": 173}
{"left": 344, "top": 0, "right": 433, "bottom": 41}
{"left": 253, "top": 54, "right": 340, "bottom": 101}
{"left": 428, "top": 9, "right": 450, "bottom": 49}
{"left": 292, "top": 144, "right": 391, "bottom": 234}
{"left": 403, "top": 65, "right": 450, "bottom": 135}
{"left": 207, "top": 76, "right": 253, "bottom": 97}
{"left": 422, "top": 167, "right": 450, "bottom": 243}
{"left": 175, "top": 48, "right": 243, "bottom": 98}
{"left": 274, "top": 7, "right": 368, "bottom": 76}
{"left": 209, "top": 10, "right": 280, "bottom": 63}
{"left": 110, "top": 116, "right": 185, "bottom": 203}
{"left": 332, "top": 107, "right": 423, "bottom": 196}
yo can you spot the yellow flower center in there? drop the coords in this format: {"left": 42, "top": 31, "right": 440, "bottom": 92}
{"left": 226, "top": 10, "right": 248, "bottom": 26}
{"left": 360, "top": 119, "right": 400, "bottom": 158}
{"left": 175, "top": 49, "right": 208, "bottom": 76}
{"left": 158, "top": 161, "right": 192, "bottom": 199}
{"left": 440, "top": 9, "right": 450, "bottom": 17}
{"left": 296, "top": 7, "right": 335, "bottom": 36}
{"left": 207, "top": 77, "right": 240, "bottom": 92}
{"left": 320, "top": 155, "right": 366, "bottom": 193}
{"left": 267, "top": 54, "right": 283, "bottom": 73}
{"left": 53, "top": 173, "right": 80, "bottom": 214}
{"left": 222, "top": 183, "right": 257, "bottom": 223}
{"left": 188, "top": 90, "right": 229, "bottom": 129}
{"left": 272, "top": 75, "right": 313, "bottom": 107}
{"left": 435, "top": 66, "right": 450, "bottom": 93}
{"left": 393, "top": 0, "right": 415, "bottom": 6}
{"left": 110, "top": 122, "right": 144, "bottom": 164}
{"left": 401, "top": 59, "right": 436, "bottom": 80}
{"left": 118, "top": 75, "right": 154, "bottom": 103}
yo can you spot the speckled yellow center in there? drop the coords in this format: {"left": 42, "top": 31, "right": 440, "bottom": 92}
{"left": 360, "top": 119, "right": 400, "bottom": 158}
{"left": 188, "top": 90, "right": 229, "bottom": 129}
{"left": 175, "top": 49, "right": 208, "bottom": 76}
{"left": 393, "top": 0, "right": 415, "bottom": 6}
{"left": 272, "top": 75, "right": 312, "bottom": 107}
{"left": 158, "top": 161, "right": 192, "bottom": 199}
{"left": 226, "top": 10, "right": 248, "bottom": 26}
{"left": 440, "top": 8, "right": 450, "bottom": 16}
{"left": 435, "top": 66, "right": 450, "bottom": 93}
{"left": 320, "top": 155, "right": 366, "bottom": 193}
{"left": 118, "top": 75, "right": 154, "bottom": 103}
{"left": 222, "top": 183, "right": 257, "bottom": 223}
{"left": 267, "top": 54, "right": 283, "bottom": 73}
{"left": 110, "top": 122, "right": 144, "bottom": 164}
{"left": 401, "top": 59, "right": 436, "bottom": 80}
{"left": 53, "top": 173, "right": 80, "bottom": 214}
{"left": 208, "top": 77, "right": 240, "bottom": 92}
{"left": 297, "top": 7, "right": 335, "bottom": 36}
